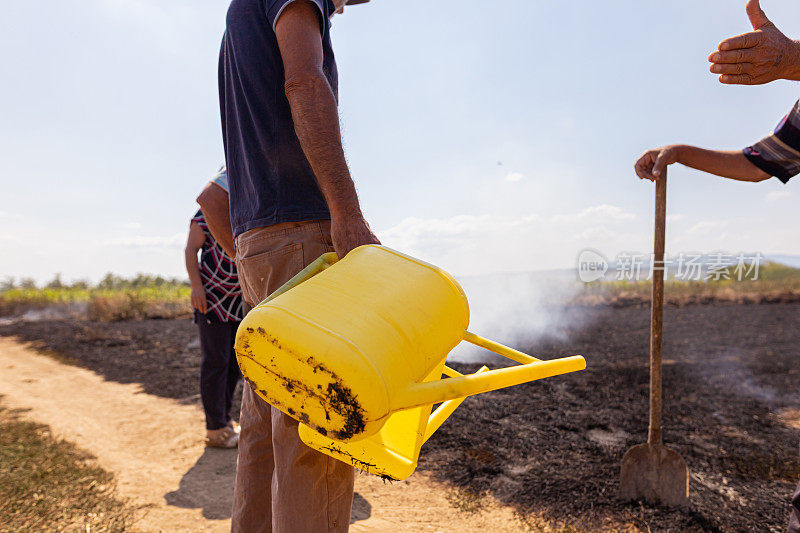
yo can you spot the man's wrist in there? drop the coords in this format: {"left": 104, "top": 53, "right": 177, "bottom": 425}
{"left": 672, "top": 145, "right": 689, "bottom": 165}
{"left": 782, "top": 40, "right": 800, "bottom": 81}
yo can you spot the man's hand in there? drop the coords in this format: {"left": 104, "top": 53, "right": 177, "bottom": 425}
{"left": 330, "top": 210, "right": 380, "bottom": 259}
{"left": 709, "top": 0, "right": 800, "bottom": 85}
{"left": 635, "top": 146, "right": 681, "bottom": 181}
{"left": 635, "top": 144, "right": 770, "bottom": 183}
{"left": 190, "top": 285, "right": 208, "bottom": 314}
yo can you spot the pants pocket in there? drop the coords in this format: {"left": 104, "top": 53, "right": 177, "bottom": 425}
{"left": 237, "top": 243, "right": 304, "bottom": 306}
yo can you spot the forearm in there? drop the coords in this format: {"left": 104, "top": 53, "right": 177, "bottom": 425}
{"left": 274, "top": 1, "right": 378, "bottom": 258}
{"left": 184, "top": 250, "right": 204, "bottom": 288}
{"left": 203, "top": 212, "right": 235, "bottom": 258}
{"left": 285, "top": 74, "right": 363, "bottom": 217}
{"left": 197, "top": 184, "right": 236, "bottom": 258}
{"left": 675, "top": 145, "right": 769, "bottom": 182}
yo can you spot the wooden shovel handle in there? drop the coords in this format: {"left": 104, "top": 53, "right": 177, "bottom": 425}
{"left": 649, "top": 174, "right": 667, "bottom": 446}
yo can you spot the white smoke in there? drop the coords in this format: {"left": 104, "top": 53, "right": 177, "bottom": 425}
{"left": 447, "top": 269, "right": 583, "bottom": 363}
{"left": 0, "top": 303, "right": 88, "bottom": 326}
{"left": 377, "top": 213, "right": 599, "bottom": 364}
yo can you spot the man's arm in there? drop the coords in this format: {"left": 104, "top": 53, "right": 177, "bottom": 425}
{"left": 275, "top": 0, "right": 379, "bottom": 258}
{"left": 635, "top": 145, "right": 770, "bottom": 182}
{"left": 709, "top": 0, "right": 800, "bottom": 85}
{"left": 197, "top": 182, "right": 236, "bottom": 258}
{"left": 185, "top": 222, "right": 208, "bottom": 314}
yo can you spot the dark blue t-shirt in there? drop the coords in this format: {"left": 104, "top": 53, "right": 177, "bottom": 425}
{"left": 219, "top": 0, "right": 338, "bottom": 238}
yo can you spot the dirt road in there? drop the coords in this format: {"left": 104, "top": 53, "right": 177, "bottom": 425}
{"left": 0, "top": 337, "right": 534, "bottom": 532}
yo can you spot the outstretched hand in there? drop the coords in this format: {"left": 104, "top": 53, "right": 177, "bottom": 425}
{"left": 635, "top": 146, "right": 680, "bottom": 182}
{"left": 709, "top": 0, "right": 800, "bottom": 85}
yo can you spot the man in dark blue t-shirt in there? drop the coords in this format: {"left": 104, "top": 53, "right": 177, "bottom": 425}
{"left": 219, "top": 0, "right": 378, "bottom": 530}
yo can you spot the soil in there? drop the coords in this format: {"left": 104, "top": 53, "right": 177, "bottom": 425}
{"left": 0, "top": 337, "right": 534, "bottom": 532}
{"left": 1, "top": 302, "right": 799, "bottom": 531}
{"left": 423, "top": 303, "right": 800, "bottom": 532}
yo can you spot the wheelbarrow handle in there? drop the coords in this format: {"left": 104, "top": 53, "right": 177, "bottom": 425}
{"left": 422, "top": 365, "right": 490, "bottom": 443}
{"left": 393, "top": 332, "right": 585, "bottom": 410}
{"left": 256, "top": 252, "right": 339, "bottom": 307}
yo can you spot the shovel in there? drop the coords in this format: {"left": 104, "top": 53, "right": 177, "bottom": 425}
{"left": 619, "top": 172, "right": 689, "bottom": 507}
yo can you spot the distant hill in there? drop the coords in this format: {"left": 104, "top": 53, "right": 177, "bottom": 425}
{"left": 767, "top": 255, "right": 800, "bottom": 268}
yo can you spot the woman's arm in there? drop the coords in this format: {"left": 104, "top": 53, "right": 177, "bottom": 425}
{"left": 635, "top": 145, "right": 771, "bottom": 182}
{"left": 184, "top": 221, "right": 208, "bottom": 314}
{"left": 196, "top": 182, "right": 236, "bottom": 258}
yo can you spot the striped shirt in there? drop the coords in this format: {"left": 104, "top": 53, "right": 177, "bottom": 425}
{"left": 191, "top": 210, "right": 244, "bottom": 323}
{"left": 743, "top": 100, "right": 800, "bottom": 184}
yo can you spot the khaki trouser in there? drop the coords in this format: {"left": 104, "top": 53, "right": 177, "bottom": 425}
{"left": 232, "top": 220, "right": 355, "bottom": 533}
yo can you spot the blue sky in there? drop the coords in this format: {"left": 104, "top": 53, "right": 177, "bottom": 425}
{"left": 1, "top": 0, "right": 799, "bottom": 282}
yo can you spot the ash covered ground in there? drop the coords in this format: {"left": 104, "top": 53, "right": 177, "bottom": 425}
{"left": 2, "top": 302, "right": 799, "bottom": 532}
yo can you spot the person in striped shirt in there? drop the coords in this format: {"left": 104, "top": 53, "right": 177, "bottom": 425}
{"left": 185, "top": 167, "right": 245, "bottom": 448}
{"left": 634, "top": 99, "right": 800, "bottom": 185}
{"left": 691, "top": 1, "right": 800, "bottom": 529}
{"left": 197, "top": 166, "right": 236, "bottom": 259}
{"left": 638, "top": 0, "right": 800, "bottom": 183}
{"left": 635, "top": 100, "right": 800, "bottom": 529}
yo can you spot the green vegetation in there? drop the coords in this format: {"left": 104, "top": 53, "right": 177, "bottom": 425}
{"left": 0, "top": 274, "right": 190, "bottom": 321}
{"left": 578, "top": 261, "right": 800, "bottom": 306}
{"left": 3, "top": 262, "right": 799, "bottom": 319}
{"left": 0, "top": 404, "right": 135, "bottom": 532}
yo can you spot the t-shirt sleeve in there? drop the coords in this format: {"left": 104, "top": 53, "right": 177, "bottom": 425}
{"left": 265, "top": 0, "right": 328, "bottom": 33}
{"left": 210, "top": 166, "right": 229, "bottom": 193}
{"left": 742, "top": 100, "right": 800, "bottom": 184}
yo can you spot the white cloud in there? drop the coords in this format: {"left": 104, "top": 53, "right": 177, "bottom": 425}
{"left": 666, "top": 213, "right": 684, "bottom": 222}
{"left": 766, "top": 190, "right": 792, "bottom": 203}
{"left": 377, "top": 204, "right": 643, "bottom": 276}
{"left": 123, "top": 222, "right": 142, "bottom": 230}
{"left": 687, "top": 220, "right": 728, "bottom": 235}
{"left": 505, "top": 172, "right": 524, "bottom": 182}
{"left": 553, "top": 204, "right": 636, "bottom": 223}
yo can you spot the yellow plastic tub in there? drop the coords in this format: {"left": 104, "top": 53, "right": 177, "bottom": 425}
{"left": 298, "top": 364, "right": 490, "bottom": 480}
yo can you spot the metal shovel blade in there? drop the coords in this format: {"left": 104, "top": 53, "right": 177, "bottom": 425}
{"left": 620, "top": 443, "right": 688, "bottom": 507}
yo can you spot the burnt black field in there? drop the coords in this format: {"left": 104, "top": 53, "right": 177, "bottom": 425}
{"left": 3, "top": 303, "right": 799, "bottom": 531}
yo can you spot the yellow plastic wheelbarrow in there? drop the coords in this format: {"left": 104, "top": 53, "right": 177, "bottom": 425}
{"left": 298, "top": 363, "right": 490, "bottom": 480}
{"left": 235, "top": 246, "right": 586, "bottom": 479}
